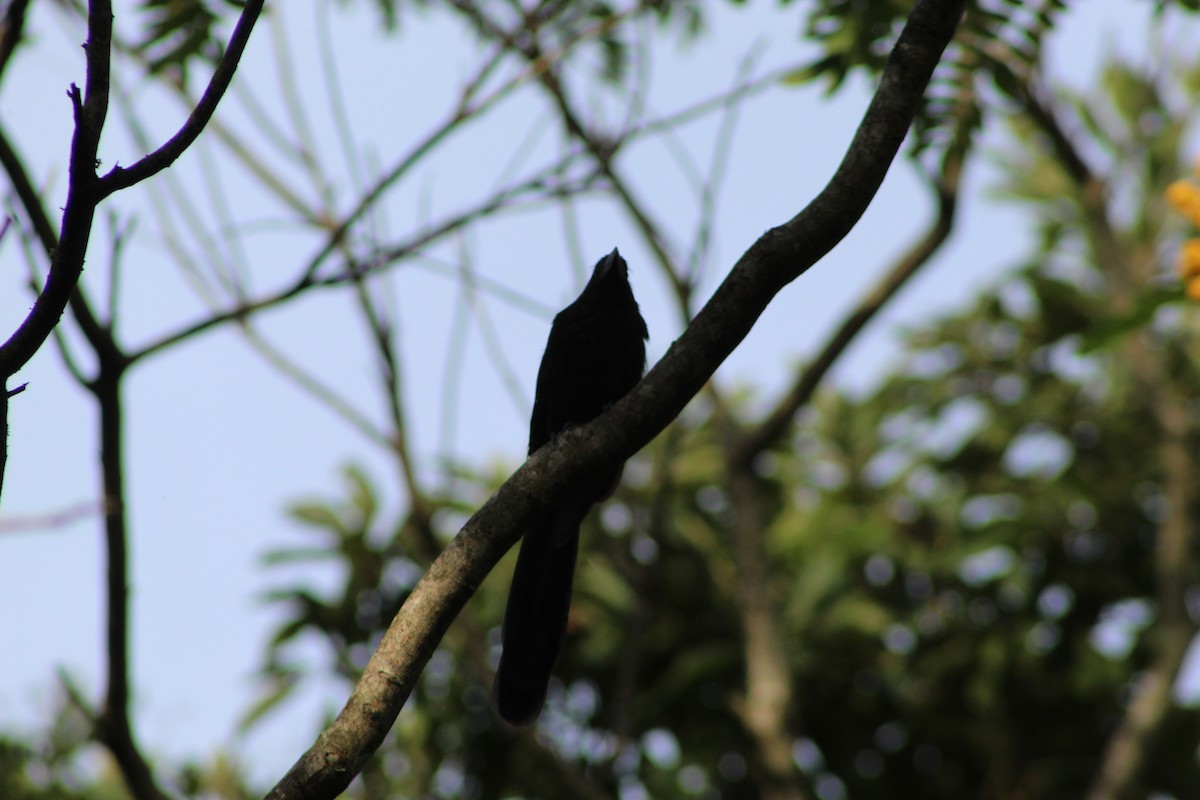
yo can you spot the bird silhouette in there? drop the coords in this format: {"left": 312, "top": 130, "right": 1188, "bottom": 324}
{"left": 493, "top": 248, "right": 648, "bottom": 726}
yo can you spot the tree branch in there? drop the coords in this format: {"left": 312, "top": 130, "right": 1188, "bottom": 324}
{"left": 347, "top": 263, "right": 442, "bottom": 562}
{"left": 0, "top": 0, "right": 264, "bottom": 790}
{"left": 0, "top": 0, "right": 109, "bottom": 503}
{"left": 0, "top": 126, "right": 58, "bottom": 256}
{"left": 1015, "top": 78, "right": 1140, "bottom": 304}
{"left": 0, "top": 0, "right": 263, "bottom": 377}
{"left": 712, "top": 75, "right": 969, "bottom": 799}
{"left": 94, "top": 0, "right": 265, "bottom": 199}
{"left": 724, "top": 454, "right": 813, "bottom": 800}
{"left": 265, "top": 1, "right": 965, "bottom": 795}
{"left": 89, "top": 362, "right": 168, "bottom": 800}
{"left": 0, "top": 382, "right": 8, "bottom": 504}
{"left": 1086, "top": 382, "right": 1196, "bottom": 800}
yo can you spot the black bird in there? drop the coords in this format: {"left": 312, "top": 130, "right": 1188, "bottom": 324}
{"left": 493, "top": 248, "right": 648, "bottom": 727}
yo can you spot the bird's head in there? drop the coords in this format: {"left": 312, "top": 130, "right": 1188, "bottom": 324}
{"left": 588, "top": 247, "right": 627, "bottom": 286}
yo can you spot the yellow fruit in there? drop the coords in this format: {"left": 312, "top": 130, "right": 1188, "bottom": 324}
{"left": 1167, "top": 179, "right": 1198, "bottom": 213}
{"left": 1179, "top": 240, "right": 1200, "bottom": 279}
{"left": 1187, "top": 277, "right": 1200, "bottom": 302}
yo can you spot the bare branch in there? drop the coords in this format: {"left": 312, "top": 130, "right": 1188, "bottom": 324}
{"left": 0, "top": 2, "right": 266, "bottom": 792}
{"left": 345, "top": 260, "right": 442, "bottom": 561}
{"left": 0, "top": 380, "right": 8, "bottom": 501}
{"left": 0, "top": 498, "right": 107, "bottom": 533}
{"left": 96, "top": 7, "right": 318, "bottom": 223}
{"left": 683, "top": 48, "right": 760, "bottom": 293}
{"left": 88, "top": 364, "right": 169, "bottom": 800}
{"left": 1014, "top": 78, "right": 1140, "bottom": 304}
{"left": 455, "top": 246, "right": 532, "bottom": 415}
{"left": 265, "top": 1, "right": 964, "bottom": 795}
{"left": 0, "top": 118, "right": 115, "bottom": 364}
{"left": 0, "top": 0, "right": 263, "bottom": 377}
{"left": 0, "top": 125, "right": 61, "bottom": 262}
{"left": 316, "top": 1, "right": 365, "bottom": 196}
{"left": 0, "top": 0, "right": 110, "bottom": 500}
{"left": 238, "top": 323, "right": 394, "bottom": 450}
{"left": 94, "top": 0, "right": 265, "bottom": 199}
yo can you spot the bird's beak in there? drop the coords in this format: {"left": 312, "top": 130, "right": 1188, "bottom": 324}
{"left": 596, "top": 248, "right": 621, "bottom": 279}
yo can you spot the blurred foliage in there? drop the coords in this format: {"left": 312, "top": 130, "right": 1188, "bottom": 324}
{"left": 130, "top": 0, "right": 246, "bottom": 78}
{"left": 122, "top": 0, "right": 709, "bottom": 86}
{"left": 227, "top": 51, "right": 1200, "bottom": 799}
{"left": 0, "top": 693, "right": 116, "bottom": 800}
{"left": 0, "top": 689, "right": 254, "bottom": 800}
{"left": 787, "top": 0, "right": 1200, "bottom": 177}
{"left": 243, "top": 464, "right": 457, "bottom": 730}
{"left": 784, "top": 0, "right": 1070, "bottom": 171}
{"left": 7, "top": 2, "right": 1200, "bottom": 799}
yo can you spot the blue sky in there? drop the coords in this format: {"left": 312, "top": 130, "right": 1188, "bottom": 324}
{"left": 0, "top": 0, "right": 1188, "bottom": 787}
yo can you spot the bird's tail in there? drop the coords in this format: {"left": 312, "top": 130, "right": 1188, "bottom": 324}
{"left": 493, "top": 511, "right": 582, "bottom": 727}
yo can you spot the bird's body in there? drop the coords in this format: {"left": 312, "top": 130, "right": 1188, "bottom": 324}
{"left": 493, "top": 248, "right": 647, "bottom": 727}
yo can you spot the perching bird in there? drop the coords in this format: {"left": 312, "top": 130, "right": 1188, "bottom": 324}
{"left": 493, "top": 247, "right": 648, "bottom": 727}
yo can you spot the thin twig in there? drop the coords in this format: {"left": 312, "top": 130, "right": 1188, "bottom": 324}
{"left": 269, "top": 10, "right": 331, "bottom": 211}
{"left": 456, "top": 246, "right": 532, "bottom": 416}
{"left": 238, "top": 324, "right": 393, "bottom": 450}
{"left": 437, "top": 271, "right": 473, "bottom": 468}
{"left": 0, "top": 125, "right": 60, "bottom": 261}
{"left": 316, "top": 1, "right": 364, "bottom": 196}
{"left": 197, "top": 133, "right": 252, "bottom": 299}
{"left": 0, "top": 498, "right": 107, "bottom": 533}
{"left": 345, "top": 256, "right": 441, "bottom": 561}
{"left": 132, "top": 161, "right": 594, "bottom": 361}
{"left": 0, "top": 387, "right": 5, "bottom": 503}
{"left": 684, "top": 46, "right": 763, "bottom": 292}
{"left": 103, "top": 211, "right": 135, "bottom": 329}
